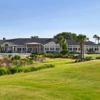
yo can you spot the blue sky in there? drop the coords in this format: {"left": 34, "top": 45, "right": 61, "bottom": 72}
{"left": 0, "top": 0, "right": 100, "bottom": 40}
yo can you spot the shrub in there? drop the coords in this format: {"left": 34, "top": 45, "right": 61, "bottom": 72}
{"left": 18, "top": 64, "right": 55, "bottom": 73}
{"left": 21, "top": 66, "right": 36, "bottom": 72}
{"left": 84, "top": 56, "right": 93, "bottom": 61}
{"left": 37, "top": 64, "right": 55, "bottom": 70}
{"left": 96, "top": 57, "right": 100, "bottom": 59}
{"left": 8, "top": 54, "right": 13, "bottom": 57}
{"left": 72, "top": 54, "right": 80, "bottom": 59}
{"left": 87, "top": 49, "right": 95, "bottom": 54}
{"left": 0, "top": 64, "right": 55, "bottom": 76}
{"left": 44, "top": 64, "right": 55, "bottom": 68}
{"left": 44, "top": 52, "right": 62, "bottom": 58}
{"left": 11, "top": 55, "right": 21, "bottom": 60}
{"left": 60, "top": 50, "right": 68, "bottom": 55}
{"left": 30, "top": 53, "right": 38, "bottom": 60}
{"left": 30, "top": 53, "right": 46, "bottom": 62}
{"left": 74, "top": 59, "right": 81, "bottom": 63}
{"left": 44, "top": 52, "right": 79, "bottom": 59}
{"left": 8, "top": 66, "right": 19, "bottom": 74}
{"left": 69, "top": 52, "right": 80, "bottom": 54}
{"left": 26, "top": 58, "right": 33, "bottom": 65}
{"left": 0, "top": 67, "right": 9, "bottom": 75}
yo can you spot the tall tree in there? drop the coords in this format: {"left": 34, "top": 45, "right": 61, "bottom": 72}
{"left": 55, "top": 32, "right": 77, "bottom": 40}
{"left": 54, "top": 35, "right": 68, "bottom": 52}
{"left": 76, "top": 34, "right": 88, "bottom": 61}
{"left": 93, "top": 34, "right": 100, "bottom": 44}
{"left": 93, "top": 34, "right": 98, "bottom": 44}
{"left": 54, "top": 32, "right": 77, "bottom": 52}
{"left": 97, "top": 36, "right": 100, "bottom": 44}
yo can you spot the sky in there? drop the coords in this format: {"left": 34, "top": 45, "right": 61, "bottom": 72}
{"left": 0, "top": 0, "right": 100, "bottom": 40}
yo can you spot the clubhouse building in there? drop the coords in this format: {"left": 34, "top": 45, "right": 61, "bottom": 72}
{"left": 0, "top": 38, "right": 100, "bottom": 54}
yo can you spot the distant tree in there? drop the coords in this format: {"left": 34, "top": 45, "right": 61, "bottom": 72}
{"left": 31, "top": 36, "right": 39, "bottom": 39}
{"left": 97, "top": 36, "right": 100, "bottom": 44}
{"left": 93, "top": 34, "right": 100, "bottom": 44}
{"left": 55, "top": 32, "right": 77, "bottom": 40}
{"left": 54, "top": 32, "right": 77, "bottom": 53}
{"left": 93, "top": 34, "right": 98, "bottom": 44}
{"left": 54, "top": 35, "right": 68, "bottom": 52}
{"left": 76, "top": 34, "right": 88, "bottom": 61}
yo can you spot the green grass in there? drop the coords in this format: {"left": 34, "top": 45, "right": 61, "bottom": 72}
{"left": 0, "top": 58, "right": 100, "bottom": 100}
{"left": 85, "top": 54, "right": 100, "bottom": 58}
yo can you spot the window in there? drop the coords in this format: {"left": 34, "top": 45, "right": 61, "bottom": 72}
{"left": 23, "top": 48, "right": 26, "bottom": 52}
{"left": 45, "top": 48, "right": 49, "bottom": 51}
{"left": 89, "top": 48, "right": 93, "bottom": 51}
{"left": 73, "top": 48, "right": 77, "bottom": 51}
{"left": 17, "top": 48, "right": 21, "bottom": 51}
{"left": 17, "top": 48, "right": 21, "bottom": 52}
{"left": 28, "top": 48, "right": 32, "bottom": 52}
{"left": 56, "top": 48, "right": 60, "bottom": 51}
{"left": 5, "top": 44, "right": 9, "bottom": 47}
{"left": 95, "top": 48, "right": 99, "bottom": 51}
{"left": 50, "top": 48, "right": 54, "bottom": 51}
{"left": 68, "top": 48, "right": 72, "bottom": 51}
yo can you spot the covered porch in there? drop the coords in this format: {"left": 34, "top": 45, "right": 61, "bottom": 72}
{"left": 25, "top": 42, "right": 44, "bottom": 53}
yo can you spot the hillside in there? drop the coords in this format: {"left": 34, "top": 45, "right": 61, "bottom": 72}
{"left": 0, "top": 59, "right": 100, "bottom": 100}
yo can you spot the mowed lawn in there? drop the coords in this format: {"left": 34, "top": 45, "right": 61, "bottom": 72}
{"left": 0, "top": 58, "right": 100, "bottom": 100}
{"left": 85, "top": 54, "right": 100, "bottom": 58}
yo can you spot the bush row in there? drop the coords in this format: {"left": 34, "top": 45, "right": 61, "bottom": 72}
{"left": 75, "top": 56, "right": 100, "bottom": 63}
{"left": 0, "top": 64, "right": 55, "bottom": 76}
{"left": 44, "top": 52, "right": 78, "bottom": 59}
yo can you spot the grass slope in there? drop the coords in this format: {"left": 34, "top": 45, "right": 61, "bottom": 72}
{"left": 0, "top": 58, "right": 100, "bottom": 100}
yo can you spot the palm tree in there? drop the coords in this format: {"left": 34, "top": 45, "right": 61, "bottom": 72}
{"left": 97, "top": 36, "right": 100, "bottom": 44}
{"left": 93, "top": 34, "right": 100, "bottom": 44}
{"left": 93, "top": 34, "right": 98, "bottom": 44}
{"left": 76, "top": 34, "right": 88, "bottom": 61}
{"left": 93, "top": 34, "right": 97, "bottom": 44}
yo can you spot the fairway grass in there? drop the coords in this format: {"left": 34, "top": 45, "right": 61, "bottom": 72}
{"left": 0, "top": 58, "right": 100, "bottom": 100}
{"left": 85, "top": 54, "right": 100, "bottom": 58}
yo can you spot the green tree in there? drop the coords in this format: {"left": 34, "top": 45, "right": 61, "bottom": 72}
{"left": 76, "top": 34, "right": 88, "bottom": 61}
{"left": 93, "top": 34, "right": 98, "bottom": 44}
{"left": 31, "top": 36, "right": 39, "bottom": 39}
{"left": 93, "top": 34, "right": 100, "bottom": 44}
{"left": 54, "top": 35, "right": 68, "bottom": 52}
{"left": 97, "top": 36, "right": 100, "bottom": 44}
{"left": 54, "top": 32, "right": 77, "bottom": 53}
{"left": 55, "top": 32, "right": 77, "bottom": 40}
